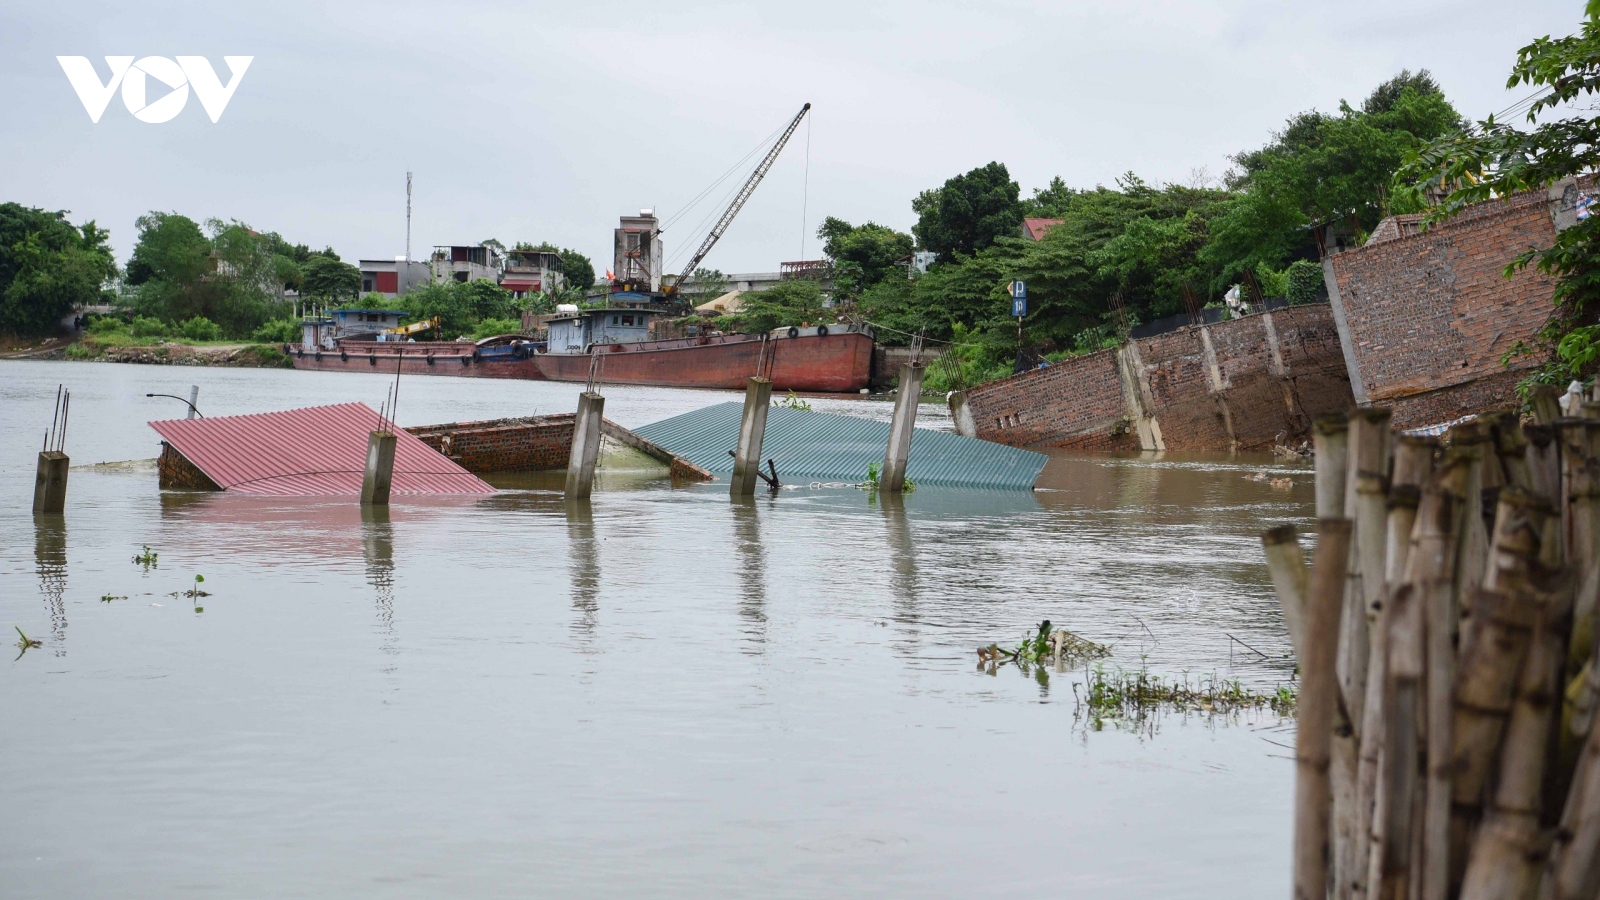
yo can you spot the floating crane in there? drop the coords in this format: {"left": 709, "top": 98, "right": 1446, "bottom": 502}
{"left": 664, "top": 102, "right": 811, "bottom": 296}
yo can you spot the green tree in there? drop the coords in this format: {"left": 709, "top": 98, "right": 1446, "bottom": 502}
{"left": 302, "top": 255, "right": 361, "bottom": 305}
{"left": 911, "top": 161, "right": 1024, "bottom": 262}
{"left": 719, "top": 279, "right": 829, "bottom": 334}
{"left": 1399, "top": 2, "right": 1600, "bottom": 388}
{"left": 817, "top": 216, "right": 913, "bottom": 301}
{"left": 0, "top": 204, "right": 116, "bottom": 335}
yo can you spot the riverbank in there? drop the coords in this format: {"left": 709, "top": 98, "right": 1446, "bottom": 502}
{"left": 1, "top": 333, "right": 294, "bottom": 368}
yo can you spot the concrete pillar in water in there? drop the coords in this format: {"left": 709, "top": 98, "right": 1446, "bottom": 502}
{"left": 360, "top": 431, "right": 397, "bottom": 506}
{"left": 880, "top": 363, "right": 924, "bottom": 492}
{"left": 33, "top": 451, "right": 69, "bottom": 514}
{"left": 947, "top": 390, "right": 976, "bottom": 438}
{"left": 566, "top": 391, "right": 605, "bottom": 499}
{"left": 730, "top": 377, "right": 773, "bottom": 497}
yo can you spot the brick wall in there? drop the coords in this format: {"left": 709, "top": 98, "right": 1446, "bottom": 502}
{"left": 1327, "top": 187, "right": 1567, "bottom": 429}
{"left": 407, "top": 415, "right": 576, "bottom": 473}
{"left": 964, "top": 303, "right": 1353, "bottom": 452}
{"left": 158, "top": 442, "right": 221, "bottom": 490}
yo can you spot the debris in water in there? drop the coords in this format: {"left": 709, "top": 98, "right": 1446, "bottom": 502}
{"left": 100, "top": 593, "right": 126, "bottom": 603}
{"left": 1075, "top": 664, "right": 1297, "bottom": 730}
{"left": 977, "top": 620, "right": 1110, "bottom": 669}
{"left": 14, "top": 626, "right": 42, "bottom": 657}
{"left": 132, "top": 545, "right": 158, "bottom": 570}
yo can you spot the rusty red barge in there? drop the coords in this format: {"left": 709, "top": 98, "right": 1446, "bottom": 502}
{"left": 289, "top": 307, "right": 875, "bottom": 393}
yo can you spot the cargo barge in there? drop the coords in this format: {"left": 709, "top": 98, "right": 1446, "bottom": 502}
{"left": 289, "top": 306, "right": 875, "bottom": 393}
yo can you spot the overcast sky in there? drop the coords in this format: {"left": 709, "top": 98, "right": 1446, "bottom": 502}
{"left": 0, "top": 1, "right": 1584, "bottom": 276}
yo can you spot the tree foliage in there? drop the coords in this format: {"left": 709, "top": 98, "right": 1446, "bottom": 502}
{"left": 717, "top": 279, "right": 830, "bottom": 334}
{"left": 817, "top": 216, "right": 913, "bottom": 301}
{"left": 911, "top": 162, "right": 1024, "bottom": 262}
{"left": 395, "top": 279, "right": 517, "bottom": 339}
{"left": 0, "top": 204, "right": 116, "bottom": 335}
{"left": 1399, "top": 1, "right": 1600, "bottom": 388}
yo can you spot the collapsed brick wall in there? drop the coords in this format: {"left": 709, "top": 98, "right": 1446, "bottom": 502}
{"left": 158, "top": 442, "right": 221, "bottom": 490}
{"left": 965, "top": 304, "right": 1353, "bottom": 452}
{"left": 962, "top": 348, "right": 1138, "bottom": 451}
{"left": 1326, "top": 187, "right": 1567, "bottom": 429}
{"left": 407, "top": 415, "right": 575, "bottom": 473}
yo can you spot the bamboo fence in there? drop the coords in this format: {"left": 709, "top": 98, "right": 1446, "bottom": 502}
{"left": 1264, "top": 389, "right": 1600, "bottom": 900}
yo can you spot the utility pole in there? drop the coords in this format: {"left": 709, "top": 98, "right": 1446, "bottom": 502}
{"left": 405, "top": 171, "right": 413, "bottom": 263}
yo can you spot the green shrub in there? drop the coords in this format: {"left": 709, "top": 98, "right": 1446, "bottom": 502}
{"left": 65, "top": 340, "right": 103, "bottom": 360}
{"left": 178, "top": 316, "right": 223, "bottom": 341}
{"left": 250, "top": 318, "right": 300, "bottom": 343}
{"left": 469, "top": 317, "right": 522, "bottom": 340}
{"left": 86, "top": 314, "right": 129, "bottom": 336}
{"left": 131, "top": 316, "right": 169, "bottom": 338}
{"left": 1286, "top": 260, "right": 1325, "bottom": 305}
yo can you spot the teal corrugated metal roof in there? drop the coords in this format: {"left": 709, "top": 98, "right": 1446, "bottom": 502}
{"left": 634, "top": 403, "right": 1046, "bottom": 490}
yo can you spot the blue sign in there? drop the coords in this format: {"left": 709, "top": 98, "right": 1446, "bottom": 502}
{"left": 1011, "top": 280, "right": 1026, "bottom": 299}
{"left": 1013, "top": 296, "right": 1027, "bottom": 318}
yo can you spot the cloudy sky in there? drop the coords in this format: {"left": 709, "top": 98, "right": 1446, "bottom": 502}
{"left": 0, "top": 1, "right": 1584, "bottom": 275}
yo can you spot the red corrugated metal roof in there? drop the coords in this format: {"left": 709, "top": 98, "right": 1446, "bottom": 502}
{"left": 149, "top": 403, "right": 495, "bottom": 496}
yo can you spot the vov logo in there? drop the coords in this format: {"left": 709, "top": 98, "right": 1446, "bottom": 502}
{"left": 57, "top": 56, "right": 253, "bottom": 123}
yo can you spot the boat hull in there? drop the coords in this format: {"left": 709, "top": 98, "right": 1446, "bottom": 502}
{"left": 288, "top": 331, "right": 874, "bottom": 393}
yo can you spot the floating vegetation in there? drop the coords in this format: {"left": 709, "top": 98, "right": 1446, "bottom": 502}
{"left": 773, "top": 390, "right": 812, "bottom": 411}
{"left": 977, "top": 620, "right": 1111, "bottom": 669}
{"left": 168, "top": 574, "right": 209, "bottom": 612}
{"left": 1074, "top": 663, "right": 1297, "bottom": 731}
{"left": 132, "top": 545, "right": 158, "bottom": 570}
{"left": 100, "top": 593, "right": 126, "bottom": 603}
{"left": 863, "top": 461, "right": 915, "bottom": 493}
{"left": 14, "top": 626, "right": 41, "bottom": 658}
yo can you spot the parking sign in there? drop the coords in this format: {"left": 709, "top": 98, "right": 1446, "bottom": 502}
{"left": 1011, "top": 280, "right": 1027, "bottom": 317}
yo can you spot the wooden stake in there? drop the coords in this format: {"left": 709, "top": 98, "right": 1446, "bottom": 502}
{"left": 1296, "top": 519, "right": 1353, "bottom": 900}
{"left": 1378, "top": 582, "right": 1424, "bottom": 900}
{"left": 1317, "top": 416, "right": 1350, "bottom": 520}
{"left": 1459, "top": 572, "right": 1576, "bottom": 900}
{"left": 1264, "top": 524, "right": 1311, "bottom": 665}
{"left": 1543, "top": 708, "right": 1600, "bottom": 900}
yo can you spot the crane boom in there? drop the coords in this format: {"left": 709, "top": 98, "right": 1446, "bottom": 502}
{"left": 669, "top": 102, "right": 810, "bottom": 294}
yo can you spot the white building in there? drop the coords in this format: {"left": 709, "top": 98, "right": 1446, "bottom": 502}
{"left": 359, "top": 257, "right": 432, "bottom": 299}
{"left": 502, "top": 249, "right": 565, "bottom": 300}
{"left": 613, "top": 211, "right": 664, "bottom": 293}
{"left": 432, "top": 244, "right": 502, "bottom": 284}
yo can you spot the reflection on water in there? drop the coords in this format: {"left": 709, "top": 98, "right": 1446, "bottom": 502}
{"left": 729, "top": 496, "right": 768, "bottom": 652}
{"left": 361, "top": 505, "right": 396, "bottom": 662}
{"left": 33, "top": 516, "right": 66, "bottom": 654}
{"left": 0, "top": 361, "right": 1318, "bottom": 899}
{"left": 565, "top": 497, "right": 600, "bottom": 647}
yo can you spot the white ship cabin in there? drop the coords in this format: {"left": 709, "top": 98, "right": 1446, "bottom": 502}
{"left": 302, "top": 309, "right": 407, "bottom": 350}
{"left": 547, "top": 308, "right": 658, "bottom": 354}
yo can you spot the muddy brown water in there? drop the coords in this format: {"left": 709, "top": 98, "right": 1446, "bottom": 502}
{"left": 2, "top": 360, "right": 1310, "bottom": 898}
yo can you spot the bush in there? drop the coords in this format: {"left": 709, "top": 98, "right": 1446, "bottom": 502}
{"left": 1286, "top": 259, "right": 1325, "bottom": 305}
{"left": 250, "top": 318, "right": 300, "bottom": 343}
{"left": 178, "top": 316, "right": 223, "bottom": 341}
{"left": 470, "top": 317, "right": 522, "bottom": 340}
{"left": 86, "top": 314, "right": 129, "bottom": 336}
{"left": 65, "top": 340, "right": 103, "bottom": 360}
{"left": 131, "top": 316, "right": 169, "bottom": 338}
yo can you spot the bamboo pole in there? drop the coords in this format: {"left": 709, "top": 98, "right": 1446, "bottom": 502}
{"left": 1492, "top": 411, "right": 1534, "bottom": 493}
{"left": 1459, "top": 572, "right": 1576, "bottom": 900}
{"left": 1378, "top": 581, "right": 1424, "bottom": 900}
{"left": 1339, "top": 409, "right": 1391, "bottom": 899}
{"left": 1409, "top": 446, "right": 1474, "bottom": 900}
{"left": 1361, "top": 437, "right": 1434, "bottom": 900}
{"left": 1296, "top": 519, "right": 1353, "bottom": 900}
{"left": 1264, "top": 524, "right": 1311, "bottom": 665}
{"left": 1543, "top": 710, "right": 1600, "bottom": 900}
{"left": 1317, "top": 416, "right": 1350, "bottom": 520}
{"left": 1446, "top": 585, "right": 1541, "bottom": 892}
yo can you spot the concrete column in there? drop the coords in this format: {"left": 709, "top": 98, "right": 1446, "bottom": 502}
{"left": 566, "top": 391, "right": 605, "bottom": 499}
{"left": 880, "top": 364, "right": 923, "bottom": 492}
{"left": 33, "top": 451, "right": 69, "bottom": 514}
{"left": 187, "top": 385, "right": 200, "bottom": 419}
{"left": 947, "top": 390, "right": 977, "bottom": 438}
{"left": 730, "top": 377, "right": 773, "bottom": 497}
{"left": 360, "top": 431, "right": 397, "bottom": 505}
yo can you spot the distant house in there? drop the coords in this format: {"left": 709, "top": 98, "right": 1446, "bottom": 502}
{"left": 614, "top": 211, "right": 664, "bottom": 293}
{"left": 1022, "top": 217, "right": 1064, "bottom": 241}
{"left": 502, "top": 249, "right": 565, "bottom": 300}
{"left": 432, "top": 244, "right": 502, "bottom": 284}
{"left": 359, "top": 258, "right": 432, "bottom": 299}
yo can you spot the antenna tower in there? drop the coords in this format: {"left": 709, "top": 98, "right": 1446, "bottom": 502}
{"left": 405, "top": 172, "right": 413, "bottom": 263}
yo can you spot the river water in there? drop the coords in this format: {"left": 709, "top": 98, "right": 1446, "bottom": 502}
{"left": 1, "top": 359, "right": 1312, "bottom": 898}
